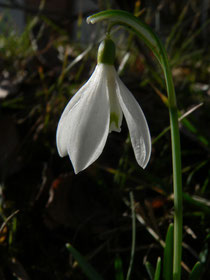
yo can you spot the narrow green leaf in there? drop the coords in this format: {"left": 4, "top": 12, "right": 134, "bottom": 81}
{"left": 165, "top": 1, "right": 189, "bottom": 51}
{"left": 183, "top": 193, "right": 210, "bottom": 216}
{"left": 126, "top": 191, "right": 136, "bottom": 280}
{"left": 163, "top": 224, "right": 174, "bottom": 280}
{"left": 145, "top": 261, "right": 155, "bottom": 280}
{"left": 115, "top": 255, "right": 124, "bottom": 280}
{"left": 66, "top": 243, "right": 104, "bottom": 280}
{"left": 189, "top": 262, "right": 202, "bottom": 280}
{"left": 154, "top": 257, "right": 161, "bottom": 280}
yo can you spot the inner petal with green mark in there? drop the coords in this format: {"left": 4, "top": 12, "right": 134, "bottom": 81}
{"left": 106, "top": 65, "right": 123, "bottom": 133}
{"left": 110, "top": 112, "right": 121, "bottom": 132}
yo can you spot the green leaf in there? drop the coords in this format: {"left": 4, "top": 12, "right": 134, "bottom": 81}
{"left": 183, "top": 193, "right": 210, "bottom": 216}
{"left": 66, "top": 243, "right": 104, "bottom": 280}
{"left": 189, "top": 262, "right": 202, "bottom": 280}
{"left": 163, "top": 224, "right": 174, "bottom": 280}
{"left": 126, "top": 191, "right": 136, "bottom": 280}
{"left": 145, "top": 261, "right": 155, "bottom": 280}
{"left": 154, "top": 257, "right": 161, "bottom": 280}
{"left": 114, "top": 255, "right": 124, "bottom": 280}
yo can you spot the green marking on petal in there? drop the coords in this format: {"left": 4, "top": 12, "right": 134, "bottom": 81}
{"left": 110, "top": 112, "right": 119, "bottom": 128}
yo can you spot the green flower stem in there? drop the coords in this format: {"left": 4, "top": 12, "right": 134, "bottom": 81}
{"left": 169, "top": 108, "right": 182, "bottom": 280}
{"left": 87, "top": 10, "right": 183, "bottom": 280}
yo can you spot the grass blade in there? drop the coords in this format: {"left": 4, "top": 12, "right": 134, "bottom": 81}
{"left": 163, "top": 224, "right": 174, "bottom": 280}
{"left": 154, "top": 257, "right": 161, "bottom": 280}
{"left": 189, "top": 262, "right": 202, "bottom": 280}
{"left": 145, "top": 261, "right": 155, "bottom": 280}
{"left": 66, "top": 243, "right": 104, "bottom": 280}
{"left": 115, "top": 255, "right": 124, "bottom": 280}
{"left": 126, "top": 191, "right": 136, "bottom": 280}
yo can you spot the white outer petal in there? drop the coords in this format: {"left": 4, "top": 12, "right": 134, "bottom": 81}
{"left": 115, "top": 74, "right": 151, "bottom": 168}
{"left": 56, "top": 65, "right": 102, "bottom": 157}
{"left": 58, "top": 64, "right": 110, "bottom": 174}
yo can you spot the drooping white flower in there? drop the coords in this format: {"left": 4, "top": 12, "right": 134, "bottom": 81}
{"left": 56, "top": 38, "right": 151, "bottom": 174}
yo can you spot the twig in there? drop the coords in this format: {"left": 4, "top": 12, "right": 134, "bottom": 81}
{"left": 0, "top": 209, "right": 19, "bottom": 233}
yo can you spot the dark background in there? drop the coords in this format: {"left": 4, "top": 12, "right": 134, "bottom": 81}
{"left": 0, "top": 0, "right": 210, "bottom": 279}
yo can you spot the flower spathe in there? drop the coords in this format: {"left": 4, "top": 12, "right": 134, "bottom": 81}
{"left": 56, "top": 39, "right": 151, "bottom": 174}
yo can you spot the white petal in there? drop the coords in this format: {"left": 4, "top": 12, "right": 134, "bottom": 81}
{"left": 56, "top": 65, "right": 102, "bottom": 157}
{"left": 115, "top": 74, "right": 151, "bottom": 168}
{"left": 59, "top": 64, "right": 110, "bottom": 173}
{"left": 106, "top": 66, "right": 123, "bottom": 133}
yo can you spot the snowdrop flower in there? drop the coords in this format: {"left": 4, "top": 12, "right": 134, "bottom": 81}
{"left": 56, "top": 38, "right": 151, "bottom": 174}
